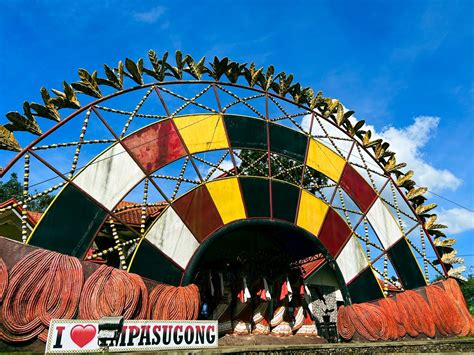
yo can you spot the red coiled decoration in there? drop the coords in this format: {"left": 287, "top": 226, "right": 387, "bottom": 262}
{"left": 78, "top": 265, "right": 148, "bottom": 320}
{"left": 0, "top": 249, "right": 83, "bottom": 343}
{"left": 148, "top": 283, "right": 200, "bottom": 320}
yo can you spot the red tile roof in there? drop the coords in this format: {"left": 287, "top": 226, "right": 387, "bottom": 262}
{"left": 0, "top": 198, "right": 166, "bottom": 228}
{"left": 301, "top": 258, "right": 326, "bottom": 278}
{"left": 0, "top": 198, "right": 40, "bottom": 226}
{"left": 27, "top": 211, "right": 42, "bottom": 224}
{"left": 114, "top": 202, "right": 166, "bottom": 226}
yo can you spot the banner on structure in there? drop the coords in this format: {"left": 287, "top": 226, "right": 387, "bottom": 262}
{"left": 45, "top": 319, "right": 218, "bottom": 353}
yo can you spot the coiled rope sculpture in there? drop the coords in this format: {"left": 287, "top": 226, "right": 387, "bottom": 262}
{"left": 337, "top": 279, "right": 473, "bottom": 341}
{"left": 0, "top": 248, "right": 200, "bottom": 344}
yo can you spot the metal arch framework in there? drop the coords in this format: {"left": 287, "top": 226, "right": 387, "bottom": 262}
{"left": 0, "top": 79, "right": 447, "bottom": 305}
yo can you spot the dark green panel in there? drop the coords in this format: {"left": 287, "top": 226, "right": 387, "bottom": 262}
{"left": 387, "top": 238, "right": 426, "bottom": 289}
{"left": 271, "top": 180, "right": 299, "bottom": 222}
{"left": 129, "top": 239, "right": 183, "bottom": 285}
{"left": 29, "top": 184, "right": 107, "bottom": 257}
{"left": 223, "top": 115, "right": 267, "bottom": 151}
{"left": 239, "top": 177, "right": 270, "bottom": 218}
{"left": 269, "top": 123, "right": 307, "bottom": 162}
{"left": 347, "top": 268, "right": 384, "bottom": 303}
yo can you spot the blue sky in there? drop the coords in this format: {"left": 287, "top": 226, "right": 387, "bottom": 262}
{"left": 0, "top": 0, "right": 473, "bottom": 273}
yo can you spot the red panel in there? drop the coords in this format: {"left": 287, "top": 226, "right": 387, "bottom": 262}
{"left": 318, "top": 208, "right": 352, "bottom": 257}
{"left": 339, "top": 164, "right": 378, "bottom": 213}
{"left": 123, "top": 120, "right": 186, "bottom": 174}
{"left": 172, "top": 186, "right": 224, "bottom": 242}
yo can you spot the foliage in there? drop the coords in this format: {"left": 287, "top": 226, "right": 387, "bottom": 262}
{"left": 0, "top": 173, "right": 53, "bottom": 212}
{"left": 460, "top": 275, "right": 474, "bottom": 315}
{"left": 238, "top": 149, "right": 327, "bottom": 192}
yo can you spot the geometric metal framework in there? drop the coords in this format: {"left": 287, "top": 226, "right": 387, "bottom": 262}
{"left": 0, "top": 62, "right": 448, "bottom": 305}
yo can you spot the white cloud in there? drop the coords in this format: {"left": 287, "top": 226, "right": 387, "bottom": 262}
{"left": 367, "top": 116, "right": 462, "bottom": 192}
{"left": 207, "top": 160, "right": 234, "bottom": 179}
{"left": 304, "top": 113, "right": 462, "bottom": 192}
{"left": 133, "top": 6, "right": 166, "bottom": 23}
{"left": 437, "top": 208, "right": 474, "bottom": 234}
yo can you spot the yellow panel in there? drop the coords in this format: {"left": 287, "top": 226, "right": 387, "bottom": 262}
{"left": 297, "top": 190, "right": 329, "bottom": 236}
{"left": 174, "top": 114, "right": 229, "bottom": 154}
{"left": 306, "top": 139, "right": 346, "bottom": 182}
{"left": 206, "top": 178, "right": 246, "bottom": 224}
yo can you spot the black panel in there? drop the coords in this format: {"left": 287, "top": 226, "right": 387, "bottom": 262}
{"left": 347, "top": 268, "right": 384, "bottom": 303}
{"left": 271, "top": 180, "right": 299, "bottom": 222}
{"left": 388, "top": 238, "right": 427, "bottom": 289}
{"left": 239, "top": 177, "right": 270, "bottom": 218}
{"left": 223, "top": 115, "right": 267, "bottom": 151}
{"left": 269, "top": 123, "right": 307, "bottom": 162}
{"left": 29, "top": 184, "right": 107, "bottom": 257}
{"left": 129, "top": 239, "right": 183, "bottom": 285}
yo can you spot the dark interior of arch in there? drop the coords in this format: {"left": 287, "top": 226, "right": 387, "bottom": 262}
{"left": 180, "top": 219, "right": 351, "bottom": 304}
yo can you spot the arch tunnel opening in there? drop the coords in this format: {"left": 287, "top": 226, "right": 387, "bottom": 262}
{"left": 181, "top": 219, "right": 350, "bottom": 329}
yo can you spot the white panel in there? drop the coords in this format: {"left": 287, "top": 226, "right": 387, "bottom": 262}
{"left": 73, "top": 144, "right": 145, "bottom": 210}
{"left": 146, "top": 207, "right": 200, "bottom": 269}
{"left": 366, "top": 198, "right": 403, "bottom": 249}
{"left": 336, "top": 236, "right": 368, "bottom": 283}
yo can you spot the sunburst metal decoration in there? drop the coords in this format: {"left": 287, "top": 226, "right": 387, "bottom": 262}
{"left": 0, "top": 51, "right": 465, "bottom": 306}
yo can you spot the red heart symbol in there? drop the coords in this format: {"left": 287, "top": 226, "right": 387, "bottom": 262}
{"left": 70, "top": 324, "right": 96, "bottom": 348}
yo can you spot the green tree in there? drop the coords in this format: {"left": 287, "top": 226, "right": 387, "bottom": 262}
{"left": 0, "top": 173, "right": 53, "bottom": 212}
{"left": 460, "top": 275, "right": 474, "bottom": 315}
{"left": 238, "top": 149, "right": 327, "bottom": 192}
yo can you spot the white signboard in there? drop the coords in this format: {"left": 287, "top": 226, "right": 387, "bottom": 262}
{"left": 45, "top": 319, "right": 218, "bottom": 353}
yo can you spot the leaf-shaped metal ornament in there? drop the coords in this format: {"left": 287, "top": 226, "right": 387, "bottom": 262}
{"left": 39, "top": 87, "right": 55, "bottom": 109}
{"left": 429, "top": 229, "right": 447, "bottom": 238}
{"left": 251, "top": 67, "right": 263, "bottom": 87}
{"left": 260, "top": 65, "right": 275, "bottom": 91}
{"left": 148, "top": 50, "right": 168, "bottom": 81}
{"left": 434, "top": 237, "right": 456, "bottom": 247}
{"left": 30, "top": 102, "right": 61, "bottom": 122}
{"left": 290, "top": 83, "right": 302, "bottom": 103}
{"left": 302, "top": 87, "right": 314, "bottom": 105}
{"left": 447, "top": 266, "right": 467, "bottom": 281}
{"left": 23, "top": 102, "right": 35, "bottom": 120}
{"left": 210, "top": 56, "right": 229, "bottom": 81}
{"left": 97, "top": 64, "right": 123, "bottom": 90}
{"left": 71, "top": 82, "right": 99, "bottom": 98}
{"left": 361, "top": 130, "right": 372, "bottom": 146}
{"left": 406, "top": 186, "right": 428, "bottom": 200}
{"left": 385, "top": 156, "right": 407, "bottom": 172}
{"left": 165, "top": 50, "right": 186, "bottom": 79}
{"left": 0, "top": 125, "right": 21, "bottom": 151}
{"left": 424, "top": 215, "right": 437, "bottom": 229}
{"left": 125, "top": 58, "right": 144, "bottom": 85}
{"left": 335, "top": 103, "right": 345, "bottom": 125}
{"left": 49, "top": 81, "right": 81, "bottom": 109}
{"left": 353, "top": 119, "right": 364, "bottom": 133}
{"left": 73, "top": 68, "right": 102, "bottom": 98}
{"left": 343, "top": 110, "right": 355, "bottom": 121}
{"left": 6, "top": 111, "right": 42, "bottom": 135}
{"left": 374, "top": 144, "right": 385, "bottom": 159}
{"left": 384, "top": 157, "right": 397, "bottom": 172}
{"left": 225, "top": 62, "right": 246, "bottom": 83}
{"left": 277, "top": 72, "right": 293, "bottom": 96}
{"left": 441, "top": 250, "right": 463, "bottom": 265}
{"left": 185, "top": 55, "right": 207, "bottom": 80}
{"left": 396, "top": 170, "right": 414, "bottom": 187}
{"left": 309, "top": 91, "right": 324, "bottom": 110}
{"left": 415, "top": 203, "right": 437, "bottom": 215}
{"left": 146, "top": 49, "right": 160, "bottom": 78}
{"left": 64, "top": 81, "right": 79, "bottom": 106}
{"left": 429, "top": 223, "right": 448, "bottom": 230}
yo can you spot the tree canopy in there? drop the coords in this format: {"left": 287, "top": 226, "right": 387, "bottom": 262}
{"left": 0, "top": 173, "right": 53, "bottom": 212}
